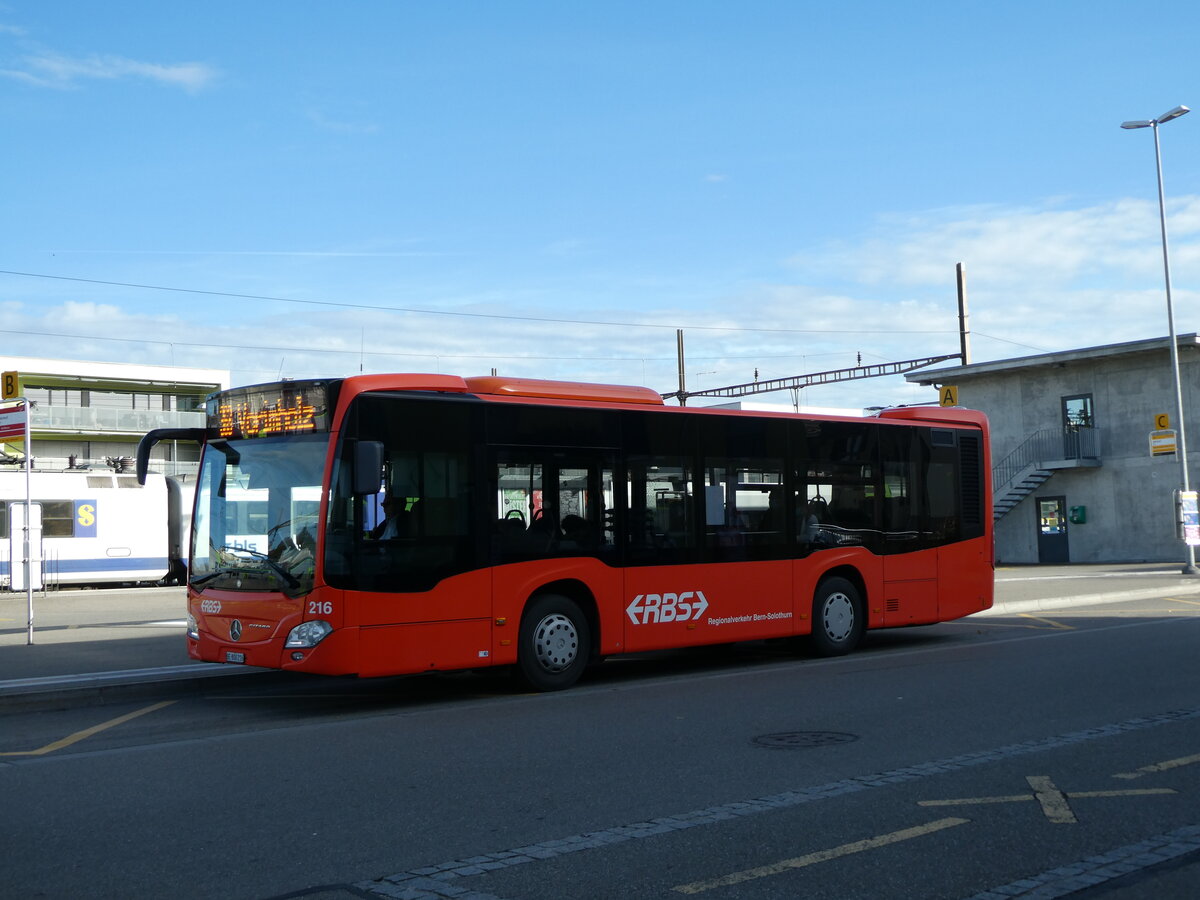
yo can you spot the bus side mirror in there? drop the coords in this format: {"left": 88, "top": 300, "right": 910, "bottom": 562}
{"left": 353, "top": 441, "right": 385, "bottom": 495}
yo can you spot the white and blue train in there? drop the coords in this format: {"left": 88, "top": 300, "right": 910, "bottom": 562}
{"left": 0, "top": 470, "right": 189, "bottom": 589}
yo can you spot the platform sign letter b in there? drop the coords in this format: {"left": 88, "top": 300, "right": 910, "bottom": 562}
{"left": 2, "top": 371, "right": 17, "bottom": 400}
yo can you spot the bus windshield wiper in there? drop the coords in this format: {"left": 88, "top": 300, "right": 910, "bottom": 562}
{"left": 216, "top": 546, "right": 301, "bottom": 588}
{"left": 191, "top": 567, "right": 238, "bottom": 587}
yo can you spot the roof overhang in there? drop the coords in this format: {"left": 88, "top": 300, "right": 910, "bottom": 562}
{"left": 904, "top": 334, "right": 1200, "bottom": 385}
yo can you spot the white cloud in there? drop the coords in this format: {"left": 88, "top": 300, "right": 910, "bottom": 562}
{"left": 306, "top": 108, "right": 380, "bottom": 135}
{"left": 8, "top": 192, "right": 1200, "bottom": 412}
{"left": 792, "top": 198, "right": 1200, "bottom": 291}
{"left": 1, "top": 52, "right": 217, "bottom": 92}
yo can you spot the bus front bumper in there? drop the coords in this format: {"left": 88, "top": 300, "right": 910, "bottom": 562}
{"left": 189, "top": 626, "right": 359, "bottom": 675}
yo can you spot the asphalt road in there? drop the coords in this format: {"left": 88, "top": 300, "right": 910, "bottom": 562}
{"left": 2, "top": 568, "right": 1199, "bottom": 899}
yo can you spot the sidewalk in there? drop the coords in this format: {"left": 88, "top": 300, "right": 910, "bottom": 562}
{"left": 4, "top": 564, "right": 1200, "bottom": 708}
{"left": 986, "top": 561, "right": 1200, "bottom": 615}
{"left": 0, "top": 586, "right": 270, "bottom": 708}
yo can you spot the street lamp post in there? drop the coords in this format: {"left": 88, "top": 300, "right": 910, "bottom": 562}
{"left": 1121, "top": 105, "right": 1199, "bottom": 574}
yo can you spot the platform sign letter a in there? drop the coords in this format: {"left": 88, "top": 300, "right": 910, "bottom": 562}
{"left": 2, "top": 371, "right": 17, "bottom": 400}
{"left": 939, "top": 385, "right": 958, "bottom": 407}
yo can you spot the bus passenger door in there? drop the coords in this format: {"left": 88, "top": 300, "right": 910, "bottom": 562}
{"left": 488, "top": 449, "right": 624, "bottom": 657}
{"left": 880, "top": 433, "right": 939, "bottom": 625}
{"left": 623, "top": 453, "right": 704, "bottom": 652}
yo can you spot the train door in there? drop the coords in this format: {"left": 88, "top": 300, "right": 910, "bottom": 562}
{"left": 8, "top": 502, "right": 44, "bottom": 590}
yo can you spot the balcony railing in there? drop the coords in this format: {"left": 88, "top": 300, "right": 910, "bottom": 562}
{"left": 993, "top": 427, "right": 1101, "bottom": 494}
{"left": 29, "top": 406, "right": 205, "bottom": 435}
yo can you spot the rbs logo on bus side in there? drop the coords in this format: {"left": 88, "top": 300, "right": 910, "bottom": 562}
{"left": 626, "top": 591, "right": 709, "bottom": 625}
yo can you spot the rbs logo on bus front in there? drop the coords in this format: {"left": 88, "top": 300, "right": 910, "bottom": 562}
{"left": 626, "top": 591, "right": 709, "bottom": 625}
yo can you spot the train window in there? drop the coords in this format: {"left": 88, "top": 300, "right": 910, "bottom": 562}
{"left": 41, "top": 501, "right": 76, "bottom": 537}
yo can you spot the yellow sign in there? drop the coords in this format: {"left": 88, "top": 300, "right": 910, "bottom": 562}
{"left": 939, "top": 385, "right": 959, "bottom": 407}
{"left": 1151, "top": 429, "right": 1177, "bottom": 456}
{"left": 1, "top": 371, "right": 18, "bottom": 400}
{"left": 1156, "top": 413, "right": 1171, "bottom": 430}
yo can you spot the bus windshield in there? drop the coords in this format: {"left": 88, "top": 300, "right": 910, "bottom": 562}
{"left": 190, "top": 433, "right": 328, "bottom": 596}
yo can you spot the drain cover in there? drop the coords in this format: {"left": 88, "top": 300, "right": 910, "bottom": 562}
{"left": 752, "top": 731, "right": 859, "bottom": 749}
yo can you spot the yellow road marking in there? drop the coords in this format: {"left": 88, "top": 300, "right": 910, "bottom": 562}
{"left": 0, "top": 701, "right": 175, "bottom": 757}
{"left": 1017, "top": 615, "right": 1074, "bottom": 630}
{"left": 919, "top": 775, "right": 1176, "bottom": 824}
{"left": 970, "top": 618, "right": 1071, "bottom": 631}
{"left": 1114, "top": 752, "right": 1200, "bottom": 780}
{"left": 919, "top": 794, "right": 1033, "bottom": 807}
{"left": 1027, "top": 775, "right": 1076, "bottom": 824}
{"left": 672, "top": 817, "right": 969, "bottom": 894}
{"left": 1070, "top": 789, "right": 1176, "bottom": 798}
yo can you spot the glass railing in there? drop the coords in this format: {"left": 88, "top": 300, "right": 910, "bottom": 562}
{"left": 31, "top": 406, "right": 205, "bottom": 433}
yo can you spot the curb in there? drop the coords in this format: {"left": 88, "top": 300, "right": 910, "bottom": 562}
{"left": 0, "top": 664, "right": 274, "bottom": 712}
{"left": 974, "top": 581, "right": 1200, "bottom": 617}
{"left": 7, "top": 577, "right": 1200, "bottom": 710}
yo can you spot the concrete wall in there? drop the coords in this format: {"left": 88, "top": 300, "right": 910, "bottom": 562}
{"left": 927, "top": 341, "right": 1200, "bottom": 564}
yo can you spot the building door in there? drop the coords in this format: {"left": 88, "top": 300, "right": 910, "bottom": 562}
{"left": 1036, "top": 496, "right": 1069, "bottom": 563}
{"left": 1062, "top": 394, "right": 1094, "bottom": 459}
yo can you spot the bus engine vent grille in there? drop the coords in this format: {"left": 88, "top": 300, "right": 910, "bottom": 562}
{"left": 959, "top": 434, "right": 983, "bottom": 525}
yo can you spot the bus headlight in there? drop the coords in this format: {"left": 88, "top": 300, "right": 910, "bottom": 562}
{"left": 187, "top": 613, "right": 199, "bottom": 641}
{"left": 285, "top": 620, "right": 333, "bottom": 648}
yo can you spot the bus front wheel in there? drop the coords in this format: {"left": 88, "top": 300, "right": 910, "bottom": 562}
{"left": 516, "top": 594, "right": 591, "bottom": 691}
{"left": 809, "top": 577, "right": 864, "bottom": 657}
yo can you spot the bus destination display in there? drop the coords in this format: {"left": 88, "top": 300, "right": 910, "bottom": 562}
{"left": 209, "top": 382, "right": 332, "bottom": 439}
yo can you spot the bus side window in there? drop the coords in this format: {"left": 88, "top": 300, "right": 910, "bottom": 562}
{"left": 702, "top": 459, "right": 785, "bottom": 561}
{"left": 796, "top": 420, "right": 880, "bottom": 553}
{"left": 880, "top": 429, "right": 921, "bottom": 548}
{"left": 627, "top": 456, "right": 694, "bottom": 561}
{"left": 492, "top": 455, "right": 615, "bottom": 561}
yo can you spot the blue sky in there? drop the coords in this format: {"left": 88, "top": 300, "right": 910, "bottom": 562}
{"left": 3, "top": 1, "right": 1200, "bottom": 409}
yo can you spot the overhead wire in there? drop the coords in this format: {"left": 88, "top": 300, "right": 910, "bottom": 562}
{"left": 0, "top": 268, "right": 958, "bottom": 336}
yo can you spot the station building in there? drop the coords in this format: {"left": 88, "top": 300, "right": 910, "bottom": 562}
{"left": 906, "top": 335, "right": 1200, "bottom": 565}
{"left": 1, "top": 357, "right": 229, "bottom": 477}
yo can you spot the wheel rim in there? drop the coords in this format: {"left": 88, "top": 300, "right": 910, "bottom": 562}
{"left": 821, "top": 591, "right": 855, "bottom": 642}
{"left": 533, "top": 613, "right": 579, "bottom": 673}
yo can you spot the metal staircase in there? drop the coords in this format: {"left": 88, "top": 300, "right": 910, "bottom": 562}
{"left": 993, "top": 464, "right": 1055, "bottom": 519}
{"left": 992, "top": 428, "right": 1101, "bottom": 521}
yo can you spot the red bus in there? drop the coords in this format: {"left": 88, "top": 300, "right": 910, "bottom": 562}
{"left": 138, "top": 374, "right": 992, "bottom": 691}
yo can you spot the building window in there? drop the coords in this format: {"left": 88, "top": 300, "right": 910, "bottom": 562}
{"left": 24, "top": 388, "right": 85, "bottom": 407}
{"left": 1062, "top": 394, "right": 1094, "bottom": 429}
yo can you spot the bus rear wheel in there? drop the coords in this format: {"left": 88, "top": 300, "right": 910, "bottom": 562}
{"left": 516, "top": 594, "right": 591, "bottom": 691}
{"left": 809, "top": 577, "right": 864, "bottom": 657}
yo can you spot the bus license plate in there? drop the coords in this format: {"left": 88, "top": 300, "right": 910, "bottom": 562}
{"left": 225, "top": 651, "right": 246, "bottom": 664}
